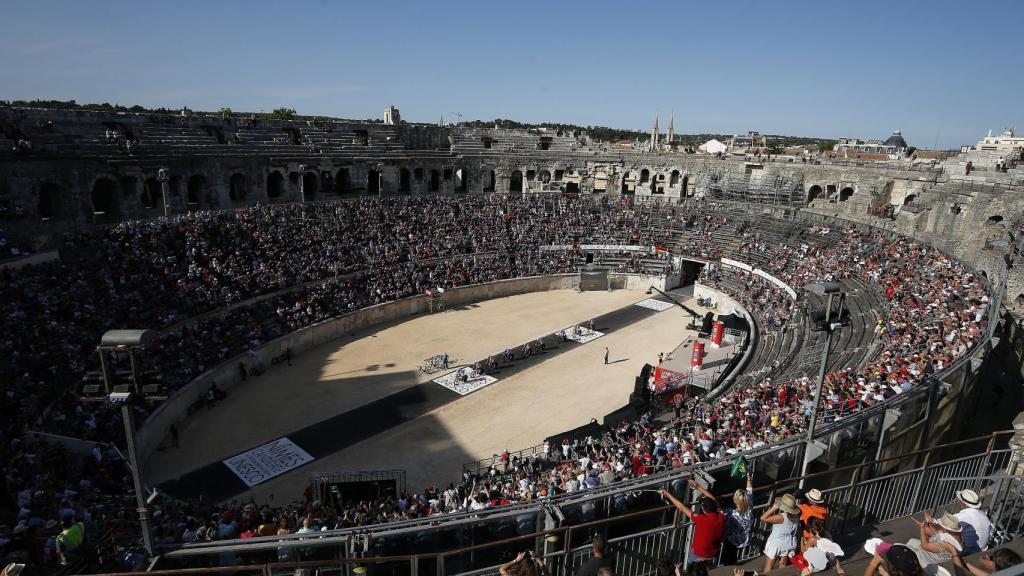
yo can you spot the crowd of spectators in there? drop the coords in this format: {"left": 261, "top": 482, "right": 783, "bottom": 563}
{"left": 0, "top": 197, "right": 992, "bottom": 572}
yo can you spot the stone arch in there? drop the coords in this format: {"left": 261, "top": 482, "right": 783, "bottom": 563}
{"left": 839, "top": 187, "right": 854, "bottom": 202}
{"left": 186, "top": 175, "right": 206, "bottom": 207}
{"left": 429, "top": 170, "right": 440, "bottom": 192}
{"left": 1016, "top": 294, "right": 1024, "bottom": 307}
{"left": 640, "top": 168, "right": 650, "bottom": 184}
{"left": 38, "top": 182, "right": 64, "bottom": 220}
{"left": 539, "top": 170, "right": 552, "bottom": 183}
{"left": 91, "top": 177, "right": 120, "bottom": 217}
{"left": 987, "top": 215, "right": 1004, "bottom": 224}
{"left": 621, "top": 171, "right": 636, "bottom": 194}
{"left": 302, "top": 172, "right": 319, "bottom": 198}
{"left": 670, "top": 170, "right": 681, "bottom": 187}
{"left": 142, "top": 178, "right": 162, "bottom": 210}
{"left": 681, "top": 175, "right": 689, "bottom": 196}
{"left": 229, "top": 173, "right": 247, "bottom": 203}
{"left": 483, "top": 169, "right": 496, "bottom": 192}
{"left": 903, "top": 194, "right": 916, "bottom": 205}
{"left": 399, "top": 168, "right": 411, "bottom": 193}
{"left": 267, "top": 171, "right": 285, "bottom": 198}
{"left": 367, "top": 169, "right": 380, "bottom": 195}
{"left": 455, "top": 168, "right": 467, "bottom": 191}
{"left": 807, "top": 185, "right": 823, "bottom": 202}
{"left": 510, "top": 170, "right": 523, "bottom": 193}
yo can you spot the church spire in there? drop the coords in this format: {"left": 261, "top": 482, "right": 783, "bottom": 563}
{"left": 651, "top": 113, "right": 660, "bottom": 151}
{"left": 667, "top": 112, "right": 674, "bottom": 144}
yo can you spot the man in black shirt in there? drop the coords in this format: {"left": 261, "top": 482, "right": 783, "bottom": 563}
{"left": 578, "top": 534, "right": 614, "bottom": 576}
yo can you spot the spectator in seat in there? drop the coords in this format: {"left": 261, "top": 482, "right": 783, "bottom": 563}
{"left": 55, "top": 518, "right": 84, "bottom": 565}
{"left": 953, "top": 547, "right": 1022, "bottom": 576}
{"left": 799, "top": 488, "right": 829, "bottom": 540}
{"left": 865, "top": 543, "right": 925, "bottom": 576}
{"left": 954, "top": 489, "right": 991, "bottom": 554}
{"left": 660, "top": 485, "right": 724, "bottom": 568}
{"left": 905, "top": 512, "right": 963, "bottom": 571}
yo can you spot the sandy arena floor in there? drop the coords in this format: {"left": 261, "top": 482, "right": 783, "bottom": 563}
{"left": 144, "top": 288, "right": 696, "bottom": 504}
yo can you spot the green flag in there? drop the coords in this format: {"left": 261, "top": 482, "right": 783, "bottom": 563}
{"left": 730, "top": 456, "right": 748, "bottom": 478}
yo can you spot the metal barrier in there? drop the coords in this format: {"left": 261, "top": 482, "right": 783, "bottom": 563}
{"left": 85, "top": 431, "right": 1016, "bottom": 576}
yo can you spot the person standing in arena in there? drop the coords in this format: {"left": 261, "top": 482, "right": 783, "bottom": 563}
{"left": 604, "top": 347, "right": 609, "bottom": 364}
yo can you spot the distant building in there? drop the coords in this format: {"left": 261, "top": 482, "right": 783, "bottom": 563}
{"left": 384, "top": 106, "right": 401, "bottom": 125}
{"left": 699, "top": 139, "right": 728, "bottom": 155}
{"left": 976, "top": 128, "right": 1024, "bottom": 151}
{"left": 834, "top": 130, "right": 908, "bottom": 157}
{"left": 728, "top": 131, "right": 767, "bottom": 150}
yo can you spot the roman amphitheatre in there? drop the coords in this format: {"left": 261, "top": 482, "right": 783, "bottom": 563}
{"left": 2, "top": 104, "right": 1024, "bottom": 576}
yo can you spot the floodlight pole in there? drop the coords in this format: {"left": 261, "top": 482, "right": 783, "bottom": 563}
{"left": 799, "top": 288, "right": 843, "bottom": 485}
{"left": 121, "top": 400, "right": 154, "bottom": 559}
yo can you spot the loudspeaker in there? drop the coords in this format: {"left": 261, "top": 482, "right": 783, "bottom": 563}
{"left": 639, "top": 363, "right": 654, "bottom": 382}
{"left": 633, "top": 376, "right": 646, "bottom": 398}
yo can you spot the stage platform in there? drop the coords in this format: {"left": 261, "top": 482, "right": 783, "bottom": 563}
{"left": 653, "top": 326, "right": 745, "bottom": 394}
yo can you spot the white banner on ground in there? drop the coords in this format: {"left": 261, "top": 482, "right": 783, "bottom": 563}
{"left": 752, "top": 268, "right": 798, "bottom": 299}
{"left": 720, "top": 258, "right": 752, "bottom": 271}
{"left": 223, "top": 437, "right": 314, "bottom": 487}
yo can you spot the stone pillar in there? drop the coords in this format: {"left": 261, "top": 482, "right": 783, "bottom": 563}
{"left": 1007, "top": 412, "right": 1024, "bottom": 477}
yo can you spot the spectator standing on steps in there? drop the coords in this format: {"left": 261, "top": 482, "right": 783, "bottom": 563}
{"left": 660, "top": 486, "right": 724, "bottom": 569}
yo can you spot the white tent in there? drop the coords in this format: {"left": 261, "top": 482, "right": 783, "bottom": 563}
{"left": 699, "top": 139, "right": 728, "bottom": 154}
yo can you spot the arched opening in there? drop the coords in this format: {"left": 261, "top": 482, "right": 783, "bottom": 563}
{"left": 302, "top": 172, "right": 319, "bottom": 199}
{"left": 565, "top": 182, "right": 580, "bottom": 193}
{"left": 186, "top": 175, "right": 206, "bottom": 207}
{"left": 367, "top": 169, "right": 380, "bottom": 195}
{"left": 38, "top": 182, "right": 64, "bottom": 220}
{"left": 399, "top": 168, "right": 411, "bottom": 193}
{"left": 483, "top": 170, "right": 496, "bottom": 192}
{"left": 229, "top": 173, "right": 247, "bottom": 203}
{"left": 455, "top": 168, "right": 467, "bottom": 191}
{"left": 621, "top": 172, "right": 635, "bottom": 195}
{"left": 267, "top": 171, "right": 285, "bottom": 198}
{"left": 904, "top": 194, "right": 916, "bottom": 205}
{"left": 539, "top": 170, "right": 551, "bottom": 183}
{"left": 91, "top": 178, "right": 120, "bottom": 217}
{"left": 429, "top": 170, "right": 440, "bottom": 192}
{"left": 839, "top": 187, "right": 854, "bottom": 202}
{"left": 141, "top": 178, "right": 162, "bottom": 210}
{"left": 987, "top": 215, "right": 1004, "bottom": 224}
{"left": 807, "top": 185, "right": 823, "bottom": 202}
{"left": 1016, "top": 294, "right": 1024, "bottom": 307}
{"left": 335, "top": 168, "right": 351, "bottom": 194}
{"left": 681, "top": 175, "right": 689, "bottom": 196}
{"left": 510, "top": 170, "right": 523, "bottom": 193}
{"left": 640, "top": 169, "right": 650, "bottom": 184}
{"left": 670, "top": 170, "right": 680, "bottom": 187}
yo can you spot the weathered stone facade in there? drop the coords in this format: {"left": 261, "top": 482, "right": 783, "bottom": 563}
{"left": 3, "top": 107, "right": 1023, "bottom": 305}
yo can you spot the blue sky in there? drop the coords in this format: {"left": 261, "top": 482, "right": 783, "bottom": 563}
{"left": 1, "top": 0, "right": 1020, "bottom": 147}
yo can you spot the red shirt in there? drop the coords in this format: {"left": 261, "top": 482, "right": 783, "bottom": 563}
{"left": 691, "top": 512, "right": 725, "bottom": 559}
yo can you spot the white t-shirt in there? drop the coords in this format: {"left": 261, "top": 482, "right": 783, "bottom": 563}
{"left": 956, "top": 508, "right": 991, "bottom": 552}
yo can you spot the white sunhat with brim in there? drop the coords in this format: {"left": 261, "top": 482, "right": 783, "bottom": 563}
{"left": 956, "top": 489, "right": 982, "bottom": 509}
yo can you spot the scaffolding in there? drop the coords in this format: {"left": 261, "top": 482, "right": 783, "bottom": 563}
{"left": 697, "top": 168, "right": 805, "bottom": 207}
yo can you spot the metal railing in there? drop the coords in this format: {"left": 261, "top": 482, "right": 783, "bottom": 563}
{"left": 85, "top": 431, "right": 1016, "bottom": 576}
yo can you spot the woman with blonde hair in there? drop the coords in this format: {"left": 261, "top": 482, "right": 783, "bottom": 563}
{"left": 690, "top": 473, "right": 754, "bottom": 564}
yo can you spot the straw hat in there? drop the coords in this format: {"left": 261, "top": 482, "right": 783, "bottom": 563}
{"left": 777, "top": 494, "right": 799, "bottom": 515}
{"left": 956, "top": 489, "right": 981, "bottom": 509}
{"left": 938, "top": 512, "right": 962, "bottom": 532}
{"left": 806, "top": 488, "right": 824, "bottom": 504}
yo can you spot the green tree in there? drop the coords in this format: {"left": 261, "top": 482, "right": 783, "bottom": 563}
{"left": 269, "top": 107, "right": 297, "bottom": 120}
{"left": 219, "top": 107, "right": 234, "bottom": 118}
